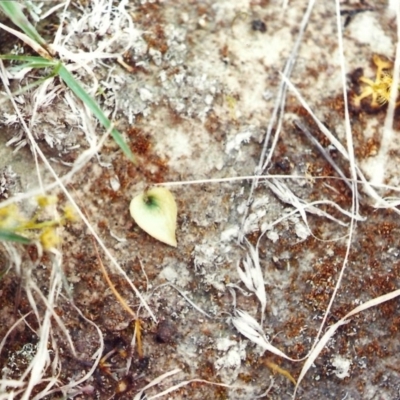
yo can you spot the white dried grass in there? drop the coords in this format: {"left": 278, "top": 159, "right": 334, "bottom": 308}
{"left": 134, "top": 368, "right": 250, "bottom": 400}
{"left": 238, "top": 0, "right": 317, "bottom": 241}
{"left": 293, "top": 288, "right": 400, "bottom": 397}
{"left": 237, "top": 241, "right": 267, "bottom": 324}
{"left": 158, "top": 1, "right": 400, "bottom": 398}
{"left": 373, "top": 0, "right": 400, "bottom": 185}
{"left": 0, "top": 2, "right": 154, "bottom": 397}
{"left": 265, "top": 178, "right": 360, "bottom": 226}
{"left": 1, "top": 0, "right": 400, "bottom": 398}
{"left": 280, "top": 72, "right": 400, "bottom": 214}
{"left": 0, "top": 22, "right": 51, "bottom": 60}
{"left": 232, "top": 309, "right": 297, "bottom": 362}
{"left": 0, "top": 70, "right": 155, "bottom": 319}
{"left": 41, "top": 297, "right": 104, "bottom": 398}
{"left": 154, "top": 282, "right": 213, "bottom": 319}
{"left": 133, "top": 368, "right": 182, "bottom": 400}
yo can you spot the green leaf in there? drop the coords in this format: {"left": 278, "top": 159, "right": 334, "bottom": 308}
{"left": 0, "top": 2, "right": 47, "bottom": 47}
{"left": 0, "top": 55, "right": 54, "bottom": 65}
{"left": 0, "top": 55, "right": 59, "bottom": 75}
{"left": 0, "top": 230, "right": 31, "bottom": 244}
{"left": 0, "top": 43, "right": 135, "bottom": 163}
{"left": 130, "top": 187, "right": 178, "bottom": 247}
{"left": 0, "top": 56, "right": 60, "bottom": 99}
{"left": 58, "top": 65, "right": 136, "bottom": 163}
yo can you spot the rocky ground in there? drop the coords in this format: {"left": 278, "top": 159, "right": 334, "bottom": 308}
{"left": 1, "top": 1, "right": 400, "bottom": 399}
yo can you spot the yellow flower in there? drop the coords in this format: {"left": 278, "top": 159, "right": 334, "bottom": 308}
{"left": 36, "top": 195, "right": 58, "bottom": 208}
{"left": 39, "top": 226, "right": 60, "bottom": 250}
{"left": 353, "top": 55, "right": 400, "bottom": 109}
{"left": 63, "top": 204, "right": 78, "bottom": 222}
{"left": 0, "top": 204, "right": 24, "bottom": 230}
{"left": 0, "top": 197, "right": 76, "bottom": 250}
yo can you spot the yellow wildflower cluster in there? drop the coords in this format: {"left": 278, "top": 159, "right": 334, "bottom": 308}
{"left": 0, "top": 195, "right": 77, "bottom": 250}
{"left": 353, "top": 55, "right": 400, "bottom": 109}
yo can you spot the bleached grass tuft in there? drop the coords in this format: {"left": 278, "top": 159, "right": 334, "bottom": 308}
{"left": 1, "top": 0, "right": 400, "bottom": 399}
{"left": 237, "top": 241, "right": 267, "bottom": 324}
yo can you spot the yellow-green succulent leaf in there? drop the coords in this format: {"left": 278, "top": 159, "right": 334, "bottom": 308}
{"left": 130, "top": 187, "right": 177, "bottom": 247}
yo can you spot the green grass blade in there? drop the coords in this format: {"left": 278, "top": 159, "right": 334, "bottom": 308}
{"left": 10, "top": 73, "right": 60, "bottom": 97}
{"left": 58, "top": 65, "right": 136, "bottom": 163}
{"left": 0, "top": 55, "right": 55, "bottom": 69}
{"left": 0, "top": 229, "right": 31, "bottom": 244}
{"left": 0, "top": 55, "right": 59, "bottom": 98}
{"left": 0, "top": 55, "right": 52, "bottom": 63}
{"left": 0, "top": 55, "right": 136, "bottom": 163}
{"left": 0, "top": 2, "right": 47, "bottom": 47}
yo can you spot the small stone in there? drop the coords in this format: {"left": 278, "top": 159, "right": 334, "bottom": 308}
{"left": 155, "top": 319, "right": 177, "bottom": 344}
{"left": 251, "top": 20, "right": 267, "bottom": 33}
